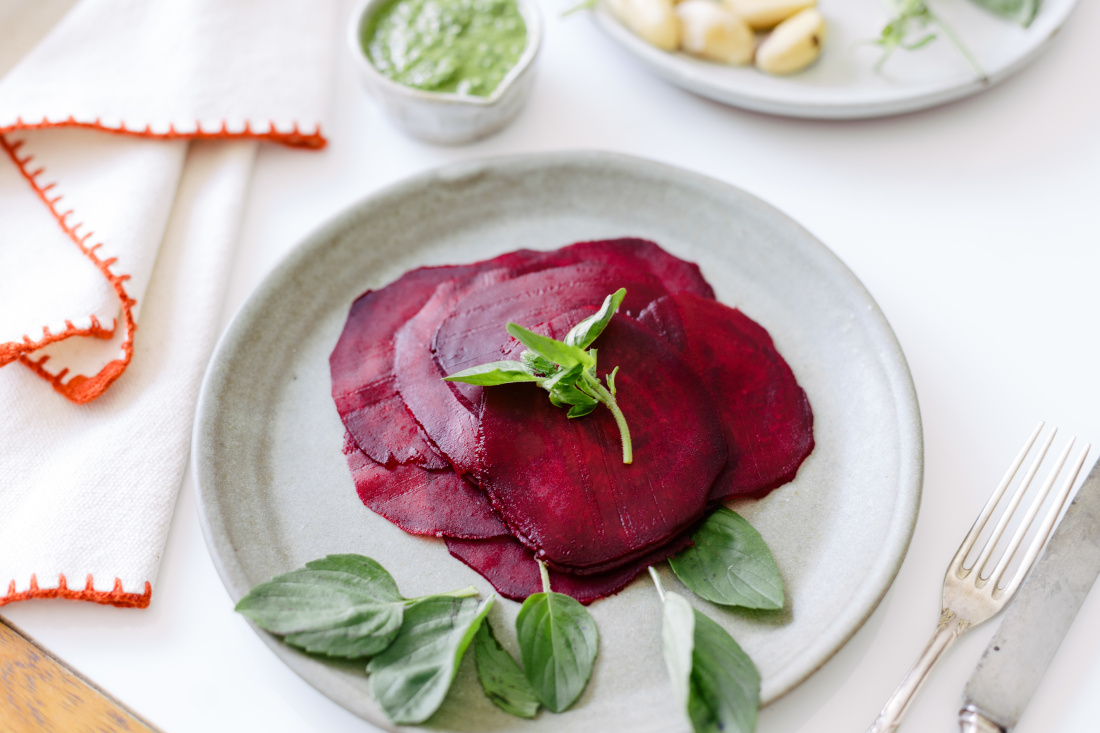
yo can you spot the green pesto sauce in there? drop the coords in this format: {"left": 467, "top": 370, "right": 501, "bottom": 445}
{"left": 364, "top": 0, "right": 527, "bottom": 97}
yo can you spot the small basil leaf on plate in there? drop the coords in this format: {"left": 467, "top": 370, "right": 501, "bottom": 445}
{"left": 567, "top": 402, "right": 598, "bottom": 418}
{"left": 516, "top": 586, "right": 599, "bottom": 712}
{"left": 368, "top": 595, "right": 495, "bottom": 725}
{"left": 660, "top": 590, "right": 696, "bottom": 708}
{"left": 474, "top": 621, "right": 541, "bottom": 719}
{"left": 443, "top": 360, "right": 540, "bottom": 386}
{"left": 549, "top": 382, "right": 598, "bottom": 409}
{"left": 564, "top": 288, "right": 626, "bottom": 348}
{"left": 234, "top": 554, "right": 408, "bottom": 658}
{"left": 660, "top": 591, "right": 761, "bottom": 733}
{"left": 506, "top": 323, "right": 594, "bottom": 370}
{"left": 669, "top": 508, "right": 784, "bottom": 610}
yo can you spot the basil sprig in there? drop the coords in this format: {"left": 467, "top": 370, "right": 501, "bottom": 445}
{"left": 445, "top": 288, "right": 634, "bottom": 464}
{"left": 650, "top": 568, "right": 761, "bottom": 733}
{"left": 515, "top": 561, "right": 599, "bottom": 713}
{"left": 874, "top": 0, "right": 984, "bottom": 78}
{"left": 669, "top": 508, "right": 785, "bottom": 610}
{"left": 234, "top": 554, "right": 477, "bottom": 658}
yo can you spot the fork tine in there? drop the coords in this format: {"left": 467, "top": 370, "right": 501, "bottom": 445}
{"left": 985, "top": 437, "right": 1075, "bottom": 590}
{"left": 994, "top": 441, "right": 1092, "bottom": 598}
{"left": 950, "top": 422, "right": 1044, "bottom": 574}
{"left": 968, "top": 427, "right": 1057, "bottom": 580}
{"left": 972, "top": 429, "right": 1056, "bottom": 576}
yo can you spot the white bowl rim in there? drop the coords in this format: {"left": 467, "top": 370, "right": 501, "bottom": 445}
{"left": 347, "top": 0, "right": 542, "bottom": 107}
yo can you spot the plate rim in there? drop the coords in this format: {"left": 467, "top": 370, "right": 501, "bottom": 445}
{"left": 193, "top": 150, "right": 923, "bottom": 726}
{"left": 589, "top": 0, "right": 1080, "bottom": 120}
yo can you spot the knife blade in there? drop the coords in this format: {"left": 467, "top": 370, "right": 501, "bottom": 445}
{"left": 960, "top": 455, "right": 1100, "bottom": 732}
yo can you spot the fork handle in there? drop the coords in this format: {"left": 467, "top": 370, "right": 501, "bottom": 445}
{"left": 865, "top": 609, "right": 970, "bottom": 733}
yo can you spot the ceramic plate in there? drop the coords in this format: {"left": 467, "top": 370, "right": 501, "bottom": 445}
{"left": 193, "top": 152, "right": 922, "bottom": 732}
{"left": 592, "top": 0, "right": 1078, "bottom": 118}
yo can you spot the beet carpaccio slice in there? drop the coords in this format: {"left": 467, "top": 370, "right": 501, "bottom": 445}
{"left": 328, "top": 238, "right": 814, "bottom": 605}
{"left": 673, "top": 292, "right": 815, "bottom": 499}
{"left": 330, "top": 249, "right": 546, "bottom": 469}
{"left": 476, "top": 315, "right": 727, "bottom": 574}
{"left": 343, "top": 433, "right": 508, "bottom": 540}
{"left": 445, "top": 532, "right": 694, "bottom": 605}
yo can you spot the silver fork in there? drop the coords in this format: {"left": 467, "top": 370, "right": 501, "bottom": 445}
{"left": 867, "top": 422, "right": 1092, "bottom": 733}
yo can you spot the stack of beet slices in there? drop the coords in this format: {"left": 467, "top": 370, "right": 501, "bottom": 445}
{"left": 329, "top": 239, "right": 814, "bottom": 604}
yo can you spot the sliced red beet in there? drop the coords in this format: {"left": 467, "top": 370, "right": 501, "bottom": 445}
{"left": 392, "top": 271, "right": 515, "bottom": 474}
{"left": 425, "top": 262, "right": 673, "bottom": 471}
{"left": 674, "top": 291, "right": 814, "bottom": 499}
{"left": 477, "top": 315, "right": 727, "bottom": 574}
{"left": 343, "top": 433, "right": 509, "bottom": 540}
{"left": 330, "top": 250, "right": 548, "bottom": 468}
{"left": 637, "top": 295, "right": 688, "bottom": 353}
{"left": 541, "top": 238, "right": 715, "bottom": 300}
{"left": 445, "top": 532, "right": 693, "bottom": 605}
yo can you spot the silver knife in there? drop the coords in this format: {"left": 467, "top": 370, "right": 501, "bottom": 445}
{"left": 960, "top": 455, "right": 1100, "bottom": 732}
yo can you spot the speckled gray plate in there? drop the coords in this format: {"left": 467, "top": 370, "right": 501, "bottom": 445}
{"left": 193, "top": 151, "right": 922, "bottom": 732}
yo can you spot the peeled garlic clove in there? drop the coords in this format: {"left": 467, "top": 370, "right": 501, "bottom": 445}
{"left": 676, "top": 0, "right": 754, "bottom": 65}
{"left": 755, "top": 8, "right": 825, "bottom": 75}
{"left": 722, "top": 0, "right": 815, "bottom": 30}
{"left": 609, "top": 0, "right": 683, "bottom": 51}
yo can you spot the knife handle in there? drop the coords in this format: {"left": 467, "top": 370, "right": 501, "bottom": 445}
{"left": 959, "top": 704, "right": 1006, "bottom": 733}
{"left": 866, "top": 609, "right": 969, "bottom": 733}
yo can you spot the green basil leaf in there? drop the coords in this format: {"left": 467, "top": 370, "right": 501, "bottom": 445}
{"left": 567, "top": 402, "right": 598, "bottom": 418}
{"left": 516, "top": 590, "right": 598, "bottom": 713}
{"left": 669, "top": 508, "right": 784, "bottom": 610}
{"left": 660, "top": 591, "right": 696, "bottom": 709}
{"left": 474, "top": 622, "right": 541, "bottom": 719}
{"left": 539, "top": 362, "right": 584, "bottom": 392}
{"left": 368, "top": 595, "right": 495, "bottom": 724}
{"left": 564, "top": 288, "right": 626, "bottom": 348}
{"left": 444, "top": 360, "right": 540, "bottom": 386}
{"left": 966, "top": 0, "right": 1038, "bottom": 25}
{"left": 661, "top": 591, "right": 760, "bottom": 733}
{"left": 506, "top": 323, "right": 594, "bottom": 370}
{"left": 521, "top": 349, "right": 559, "bottom": 377}
{"left": 234, "top": 554, "right": 407, "bottom": 658}
{"left": 550, "top": 383, "right": 598, "bottom": 408}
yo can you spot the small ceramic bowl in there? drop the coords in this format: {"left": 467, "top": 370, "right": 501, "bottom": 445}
{"left": 349, "top": 0, "right": 542, "bottom": 145}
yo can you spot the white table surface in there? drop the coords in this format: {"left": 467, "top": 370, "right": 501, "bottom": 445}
{"left": 5, "top": 1, "right": 1100, "bottom": 731}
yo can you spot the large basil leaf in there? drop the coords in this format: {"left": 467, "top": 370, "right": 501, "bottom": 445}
{"left": 564, "top": 288, "right": 626, "bottom": 348}
{"left": 516, "top": 590, "right": 598, "bottom": 713}
{"left": 967, "top": 0, "right": 1038, "bottom": 26}
{"left": 474, "top": 622, "right": 541, "bottom": 719}
{"left": 669, "top": 508, "right": 784, "bottom": 610}
{"left": 235, "top": 554, "right": 409, "bottom": 658}
{"left": 444, "top": 360, "right": 541, "bottom": 386}
{"left": 368, "top": 595, "right": 495, "bottom": 724}
{"left": 661, "top": 591, "right": 760, "bottom": 733}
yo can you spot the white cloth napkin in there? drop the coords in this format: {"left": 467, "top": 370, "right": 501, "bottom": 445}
{"left": 0, "top": 0, "right": 336, "bottom": 607}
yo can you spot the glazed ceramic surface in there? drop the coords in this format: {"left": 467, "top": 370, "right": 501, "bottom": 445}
{"left": 193, "top": 152, "right": 923, "bottom": 731}
{"left": 592, "top": 0, "right": 1079, "bottom": 119}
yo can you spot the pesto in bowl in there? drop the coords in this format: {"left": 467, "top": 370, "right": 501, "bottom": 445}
{"left": 363, "top": 0, "right": 527, "bottom": 97}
